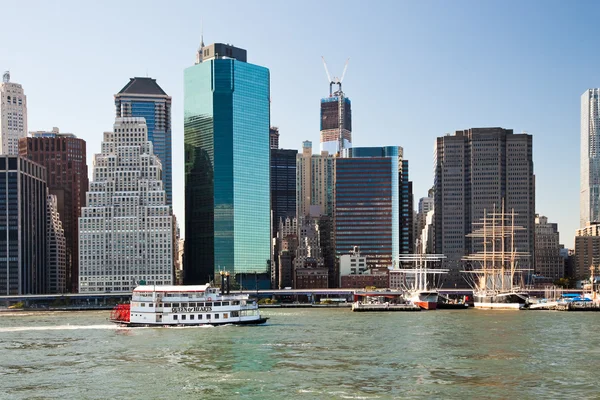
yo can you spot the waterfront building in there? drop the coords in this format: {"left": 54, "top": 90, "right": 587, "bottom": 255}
{"left": 47, "top": 194, "right": 66, "bottom": 293}
{"left": 341, "top": 267, "right": 389, "bottom": 289}
{"left": 574, "top": 222, "right": 600, "bottom": 279}
{"left": 294, "top": 216, "right": 324, "bottom": 271}
{"left": 271, "top": 147, "right": 297, "bottom": 244}
{"left": 184, "top": 42, "right": 270, "bottom": 284}
{"left": 115, "top": 77, "right": 172, "bottom": 206}
{"left": 79, "top": 117, "right": 173, "bottom": 293}
{"left": 0, "top": 72, "right": 27, "bottom": 155}
{"left": 273, "top": 217, "right": 298, "bottom": 289}
{"left": 320, "top": 90, "right": 351, "bottom": 155}
{"left": 19, "top": 127, "right": 89, "bottom": 292}
{"left": 580, "top": 89, "right": 600, "bottom": 227}
{"left": 296, "top": 140, "right": 335, "bottom": 218}
{"left": 434, "top": 128, "right": 535, "bottom": 287}
{"left": 534, "top": 215, "right": 564, "bottom": 280}
{"left": 0, "top": 155, "right": 47, "bottom": 295}
{"left": 294, "top": 258, "right": 329, "bottom": 289}
{"left": 335, "top": 146, "right": 413, "bottom": 269}
{"left": 338, "top": 246, "right": 367, "bottom": 286}
{"left": 270, "top": 126, "right": 279, "bottom": 150}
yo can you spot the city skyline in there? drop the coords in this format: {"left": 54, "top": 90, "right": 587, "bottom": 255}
{"left": 1, "top": 0, "right": 593, "bottom": 245}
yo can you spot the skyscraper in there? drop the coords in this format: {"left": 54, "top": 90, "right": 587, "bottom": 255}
{"left": 534, "top": 214, "right": 564, "bottom": 280}
{"left": 184, "top": 42, "right": 270, "bottom": 284}
{"left": 271, "top": 148, "right": 297, "bottom": 236}
{"left": 115, "top": 77, "right": 172, "bottom": 206}
{"left": 0, "top": 72, "right": 27, "bottom": 155}
{"left": 434, "top": 128, "right": 535, "bottom": 286}
{"left": 581, "top": 89, "right": 600, "bottom": 227}
{"left": 0, "top": 155, "right": 47, "bottom": 295}
{"left": 296, "top": 140, "right": 335, "bottom": 218}
{"left": 320, "top": 94, "right": 351, "bottom": 155}
{"left": 19, "top": 128, "right": 88, "bottom": 292}
{"left": 47, "top": 194, "right": 66, "bottom": 293}
{"left": 79, "top": 117, "right": 173, "bottom": 293}
{"left": 335, "top": 146, "right": 413, "bottom": 269}
{"left": 270, "top": 126, "right": 280, "bottom": 150}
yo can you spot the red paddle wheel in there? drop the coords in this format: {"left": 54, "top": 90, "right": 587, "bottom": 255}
{"left": 110, "top": 304, "right": 130, "bottom": 323}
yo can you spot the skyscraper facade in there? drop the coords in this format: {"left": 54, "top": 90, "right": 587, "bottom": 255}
{"left": 270, "top": 126, "right": 280, "bottom": 150}
{"left": 271, "top": 148, "right": 297, "bottom": 236}
{"left": 434, "top": 128, "right": 535, "bottom": 286}
{"left": 47, "top": 194, "right": 66, "bottom": 293}
{"left": 335, "top": 146, "right": 412, "bottom": 268}
{"left": 296, "top": 140, "right": 335, "bottom": 218}
{"left": 19, "top": 128, "right": 88, "bottom": 292}
{"left": 581, "top": 89, "right": 600, "bottom": 228}
{"left": 184, "top": 43, "right": 270, "bottom": 284}
{"left": 320, "top": 95, "right": 351, "bottom": 155}
{"left": 0, "top": 72, "right": 27, "bottom": 155}
{"left": 79, "top": 117, "right": 173, "bottom": 293}
{"left": 115, "top": 77, "right": 172, "bottom": 206}
{"left": 534, "top": 214, "right": 564, "bottom": 280}
{"left": 0, "top": 155, "right": 47, "bottom": 295}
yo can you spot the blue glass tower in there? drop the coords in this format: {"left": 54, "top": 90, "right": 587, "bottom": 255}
{"left": 184, "top": 43, "right": 270, "bottom": 284}
{"left": 115, "top": 77, "right": 172, "bottom": 206}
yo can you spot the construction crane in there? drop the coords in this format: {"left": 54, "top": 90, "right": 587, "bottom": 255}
{"left": 321, "top": 57, "right": 349, "bottom": 97}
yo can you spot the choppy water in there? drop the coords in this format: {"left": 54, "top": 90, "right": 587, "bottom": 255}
{"left": 1, "top": 308, "right": 599, "bottom": 399}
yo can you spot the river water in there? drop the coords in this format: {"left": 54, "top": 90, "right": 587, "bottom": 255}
{"left": 0, "top": 308, "right": 598, "bottom": 399}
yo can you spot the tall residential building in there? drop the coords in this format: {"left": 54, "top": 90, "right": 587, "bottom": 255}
{"left": 434, "top": 128, "right": 535, "bottom": 287}
{"left": 270, "top": 126, "right": 280, "bottom": 150}
{"left": 19, "top": 128, "right": 88, "bottom": 292}
{"left": 47, "top": 194, "right": 66, "bottom": 293}
{"left": 0, "top": 156, "right": 47, "bottom": 295}
{"left": 335, "top": 146, "right": 413, "bottom": 269}
{"left": 79, "top": 117, "right": 173, "bottom": 293}
{"left": 581, "top": 89, "right": 600, "bottom": 227}
{"left": 115, "top": 77, "right": 172, "bottom": 206}
{"left": 271, "top": 148, "right": 297, "bottom": 237}
{"left": 0, "top": 72, "right": 27, "bottom": 155}
{"left": 320, "top": 90, "right": 351, "bottom": 155}
{"left": 534, "top": 215, "right": 563, "bottom": 280}
{"left": 296, "top": 140, "right": 335, "bottom": 218}
{"left": 184, "top": 42, "right": 270, "bottom": 284}
{"left": 574, "top": 222, "right": 600, "bottom": 279}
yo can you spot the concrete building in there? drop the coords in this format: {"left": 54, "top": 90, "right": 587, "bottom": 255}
{"left": 574, "top": 222, "right": 600, "bottom": 279}
{"left": 115, "top": 77, "right": 172, "bottom": 206}
{"left": 296, "top": 140, "right": 335, "bottom": 218}
{"left": 0, "top": 155, "right": 47, "bottom": 295}
{"left": 273, "top": 217, "right": 297, "bottom": 289}
{"left": 319, "top": 68, "right": 352, "bottom": 155}
{"left": 339, "top": 246, "right": 367, "bottom": 286}
{"left": 271, "top": 148, "right": 297, "bottom": 246}
{"left": 335, "top": 146, "right": 413, "bottom": 269}
{"left": 47, "top": 194, "right": 66, "bottom": 293}
{"left": 341, "top": 268, "right": 389, "bottom": 289}
{"left": 0, "top": 72, "right": 27, "bottom": 155}
{"left": 417, "top": 209, "right": 435, "bottom": 254}
{"left": 434, "top": 128, "right": 535, "bottom": 287}
{"left": 294, "top": 258, "right": 329, "bottom": 289}
{"left": 79, "top": 117, "right": 173, "bottom": 293}
{"left": 19, "top": 128, "right": 89, "bottom": 292}
{"left": 184, "top": 42, "right": 270, "bottom": 284}
{"left": 294, "top": 216, "right": 324, "bottom": 271}
{"left": 416, "top": 193, "right": 434, "bottom": 251}
{"left": 534, "top": 215, "right": 564, "bottom": 280}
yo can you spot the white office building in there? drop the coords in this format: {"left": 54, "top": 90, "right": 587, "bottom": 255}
{"left": 79, "top": 117, "right": 173, "bottom": 293}
{"left": 0, "top": 72, "right": 27, "bottom": 155}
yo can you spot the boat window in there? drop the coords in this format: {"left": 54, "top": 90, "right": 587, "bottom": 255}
{"left": 205, "top": 302, "right": 212, "bottom": 307}
{"left": 222, "top": 301, "right": 230, "bottom": 306}
{"left": 181, "top": 315, "right": 186, "bottom": 320}
{"left": 190, "top": 315, "right": 195, "bottom": 320}
{"left": 164, "top": 303, "right": 171, "bottom": 307}
{"left": 207, "top": 314, "right": 211, "bottom": 319}
{"left": 215, "top": 314, "right": 219, "bottom": 319}
{"left": 232, "top": 301, "right": 240, "bottom": 305}
{"left": 173, "top": 315, "right": 178, "bottom": 320}
{"left": 197, "top": 302, "right": 204, "bottom": 307}
{"left": 172, "top": 303, "right": 179, "bottom": 307}
{"left": 231, "top": 311, "right": 239, "bottom": 317}
{"left": 198, "top": 315, "right": 202, "bottom": 320}
{"left": 141, "top": 303, "right": 145, "bottom": 307}
{"left": 223, "top": 313, "right": 228, "bottom": 319}
{"left": 189, "top": 302, "right": 196, "bottom": 307}
{"left": 181, "top": 303, "right": 188, "bottom": 307}
{"left": 214, "top": 302, "right": 221, "bottom": 306}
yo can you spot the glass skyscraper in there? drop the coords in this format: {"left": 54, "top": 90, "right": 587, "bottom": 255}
{"left": 581, "top": 89, "right": 600, "bottom": 228}
{"left": 115, "top": 77, "right": 172, "bottom": 206}
{"left": 184, "top": 43, "right": 270, "bottom": 284}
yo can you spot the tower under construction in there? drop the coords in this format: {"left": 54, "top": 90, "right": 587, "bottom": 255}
{"left": 320, "top": 58, "right": 352, "bottom": 155}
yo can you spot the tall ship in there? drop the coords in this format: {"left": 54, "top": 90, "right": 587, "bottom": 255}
{"left": 462, "top": 204, "right": 530, "bottom": 310}
{"left": 393, "top": 254, "right": 448, "bottom": 310}
{"left": 110, "top": 276, "right": 268, "bottom": 327}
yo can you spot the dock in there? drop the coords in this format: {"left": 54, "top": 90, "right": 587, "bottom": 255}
{"left": 351, "top": 302, "right": 421, "bottom": 312}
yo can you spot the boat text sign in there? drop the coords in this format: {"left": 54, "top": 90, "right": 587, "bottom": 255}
{"left": 172, "top": 307, "right": 213, "bottom": 313}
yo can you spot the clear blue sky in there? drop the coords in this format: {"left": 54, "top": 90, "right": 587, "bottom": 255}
{"left": 1, "top": 0, "right": 594, "bottom": 245}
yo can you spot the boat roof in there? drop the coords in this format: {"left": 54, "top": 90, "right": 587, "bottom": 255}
{"left": 133, "top": 284, "right": 211, "bottom": 292}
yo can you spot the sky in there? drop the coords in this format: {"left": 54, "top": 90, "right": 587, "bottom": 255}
{"left": 1, "top": 0, "right": 595, "bottom": 244}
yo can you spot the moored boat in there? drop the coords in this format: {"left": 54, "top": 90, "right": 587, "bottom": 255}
{"left": 110, "top": 283, "right": 268, "bottom": 327}
{"left": 394, "top": 254, "right": 448, "bottom": 310}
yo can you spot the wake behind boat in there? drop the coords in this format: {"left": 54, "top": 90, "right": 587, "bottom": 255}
{"left": 110, "top": 280, "right": 268, "bottom": 327}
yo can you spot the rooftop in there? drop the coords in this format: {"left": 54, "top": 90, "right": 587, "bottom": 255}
{"left": 117, "top": 77, "right": 167, "bottom": 96}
